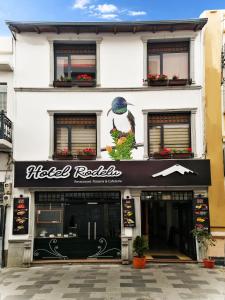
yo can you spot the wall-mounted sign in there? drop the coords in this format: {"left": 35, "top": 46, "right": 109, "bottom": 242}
{"left": 193, "top": 196, "right": 210, "bottom": 231}
{"left": 122, "top": 198, "right": 136, "bottom": 227}
{"left": 13, "top": 197, "right": 29, "bottom": 235}
{"left": 14, "top": 160, "right": 211, "bottom": 188}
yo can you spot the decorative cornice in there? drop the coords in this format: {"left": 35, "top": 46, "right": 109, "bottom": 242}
{"left": 14, "top": 86, "right": 202, "bottom": 92}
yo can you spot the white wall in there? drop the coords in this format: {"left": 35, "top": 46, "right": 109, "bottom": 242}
{"left": 14, "top": 89, "right": 204, "bottom": 161}
{"left": 14, "top": 30, "right": 203, "bottom": 88}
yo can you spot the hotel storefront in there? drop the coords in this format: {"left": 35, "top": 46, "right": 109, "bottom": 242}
{"left": 12, "top": 159, "right": 211, "bottom": 265}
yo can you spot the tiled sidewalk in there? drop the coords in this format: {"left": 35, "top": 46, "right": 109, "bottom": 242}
{"left": 0, "top": 263, "right": 225, "bottom": 300}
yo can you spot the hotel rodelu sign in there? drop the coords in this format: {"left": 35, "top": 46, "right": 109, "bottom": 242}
{"left": 14, "top": 160, "right": 211, "bottom": 188}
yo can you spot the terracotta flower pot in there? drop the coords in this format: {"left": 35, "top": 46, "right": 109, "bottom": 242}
{"left": 203, "top": 258, "right": 215, "bottom": 268}
{"left": 133, "top": 256, "right": 146, "bottom": 269}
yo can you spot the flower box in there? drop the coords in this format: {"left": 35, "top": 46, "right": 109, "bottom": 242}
{"left": 152, "top": 153, "right": 172, "bottom": 159}
{"left": 148, "top": 80, "right": 168, "bottom": 86}
{"left": 53, "top": 154, "right": 74, "bottom": 160}
{"left": 172, "top": 152, "right": 194, "bottom": 159}
{"left": 77, "top": 155, "right": 96, "bottom": 160}
{"left": 73, "top": 80, "right": 96, "bottom": 87}
{"left": 168, "top": 79, "right": 188, "bottom": 86}
{"left": 53, "top": 81, "right": 72, "bottom": 88}
{"left": 151, "top": 152, "right": 194, "bottom": 159}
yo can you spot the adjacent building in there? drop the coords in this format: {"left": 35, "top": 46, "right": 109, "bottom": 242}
{"left": 1, "top": 19, "right": 214, "bottom": 266}
{"left": 0, "top": 36, "right": 13, "bottom": 267}
{"left": 201, "top": 10, "right": 225, "bottom": 262}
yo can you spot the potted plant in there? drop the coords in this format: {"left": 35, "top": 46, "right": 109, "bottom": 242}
{"left": 191, "top": 228, "right": 216, "bottom": 268}
{"left": 171, "top": 148, "right": 194, "bottom": 159}
{"left": 74, "top": 74, "right": 96, "bottom": 87}
{"left": 53, "top": 148, "right": 73, "bottom": 160}
{"left": 77, "top": 147, "right": 96, "bottom": 160}
{"left": 147, "top": 74, "right": 168, "bottom": 86}
{"left": 53, "top": 76, "right": 72, "bottom": 87}
{"left": 151, "top": 148, "right": 194, "bottom": 159}
{"left": 168, "top": 75, "right": 189, "bottom": 86}
{"left": 133, "top": 235, "right": 148, "bottom": 269}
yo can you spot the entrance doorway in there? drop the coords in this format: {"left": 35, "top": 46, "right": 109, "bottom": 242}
{"left": 34, "top": 192, "right": 121, "bottom": 260}
{"left": 141, "top": 191, "right": 196, "bottom": 260}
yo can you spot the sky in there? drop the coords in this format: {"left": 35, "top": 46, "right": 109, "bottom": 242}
{"left": 0, "top": 0, "right": 224, "bottom": 35}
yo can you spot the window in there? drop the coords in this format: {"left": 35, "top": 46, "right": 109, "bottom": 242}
{"left": 0, "top": 84, "right": 7, "bottom": 113}
{"left": 54, "top": 44, "right": 96, "bottom": 81}
{"left": 148, "top": 113, "right": 191, "bottom": 155}
{"left": 54, "top": 114, "right": 96, "bottom": 156}
{"left": 148, "top": 41, "right": 189, "bottom": 79}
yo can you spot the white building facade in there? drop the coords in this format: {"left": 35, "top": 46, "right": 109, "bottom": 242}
{"left": 1, "top": 19, "right": 212, "bottom": 266}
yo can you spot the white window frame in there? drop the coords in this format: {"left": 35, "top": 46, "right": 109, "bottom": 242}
{"left": 48, "top": 110, "right": 102, "bottom": 160}
{"left": 142, "top": 108, "right": 197, "bottom": 159}
{"left": 0, "top": 85, "right": 7, "bottom": 113}
{"left": 48, "top": 37, "right": 103, "bottom": 87}
{"left": 141, "top": 33, "right": 198, "bottom": 85}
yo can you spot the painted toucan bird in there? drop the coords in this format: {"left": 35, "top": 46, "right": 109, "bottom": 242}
{"left": 107, "top": 97, "right": 135, "bottom": 134}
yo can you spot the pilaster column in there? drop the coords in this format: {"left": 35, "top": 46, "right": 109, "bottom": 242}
{"left": 96, "top": 112, "right": 101, "bottom": 158}
{"left": 190, "top": 37, "right": 195, "bottom": 84}
{"left": 143, "top": 111, "right": 148, "bottom": 159}
{"left": 49, "top": 41, "right": 54, "bottom": 86}
{"left": 96, "top": 40, "right": 102, "bottom": 86}
{"left": 48, "top": 112, "right": 54, "bottom": 159}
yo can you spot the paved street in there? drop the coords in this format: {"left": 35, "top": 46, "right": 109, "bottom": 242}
{"left": 0, "top": 263, "right": 225, "bottom": 300}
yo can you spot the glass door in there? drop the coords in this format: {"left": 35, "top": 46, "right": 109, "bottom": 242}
{"left": 34, "top": 201, "right": 121, "bottom": 260}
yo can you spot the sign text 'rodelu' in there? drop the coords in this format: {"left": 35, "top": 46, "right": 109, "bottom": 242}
{"left": 26, "top": 165, "right": 122, "bottom": 180}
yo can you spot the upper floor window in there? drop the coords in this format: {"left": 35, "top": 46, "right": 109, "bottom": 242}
{"left": 54, "top": 43, "right": 96, "bottom": 81}
{"left": 148, "top": 112, "right": 192, "bottom": 158}
{"left": 54, "top": 114, "right": 97, "bottom": 159}
{"left": 147, "top": 41, "right": 189, "bottom": 79}
{"left": 0, "top": 84, "right": 7, "bottom": 113}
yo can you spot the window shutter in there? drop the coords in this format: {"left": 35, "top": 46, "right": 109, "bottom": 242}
{"left": 71, "top": 127, "right": 96, "bottom": 153}
{"left": 149, "top": 126, "right": 161, "bottom": 153}
{"left": 55, "top": 127, "right": 69, "bottom": 153}
{"left": 148, "top": 113, "right": 191, "bottom": 154}
{"left": 148, "top": 41, "right": 189, "bottom": 54}
{"left": 54, "top": 114, "right": 96, "bottom": 155}
{"left": 164, "top": 124, "right": 189, "bottom": 150}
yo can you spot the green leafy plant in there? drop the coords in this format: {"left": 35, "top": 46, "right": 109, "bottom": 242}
{"left": 191, "top": 228, "right": 216, "bottom": 259}
{"left": 106, "top": 129, "right": 135, "bottom": 160}
{"left": 59, "top": 76, "right": 72, "bottom": 82}
{"left": 133, "top": 236, "right": 148, "bottom": 258}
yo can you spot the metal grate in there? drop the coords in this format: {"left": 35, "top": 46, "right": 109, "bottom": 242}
{"left": 36, "top": 191, "right": 121, "bottom": 203}
{"left": 141, "top": 191, "right": 193, "bottom": 201}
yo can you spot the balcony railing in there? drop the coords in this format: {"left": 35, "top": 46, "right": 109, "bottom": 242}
{"left": 0, "top": 111, "right": 12, "bottom": 144}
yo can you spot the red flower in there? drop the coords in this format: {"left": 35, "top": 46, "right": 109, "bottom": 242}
{"left": 159, "top": 148, "right": 171, "bottom": 156}
{"left": 76, "top": 74, "right": 93, "bottom": 81}
{"left": 79, "top": 148, "right": 96, "bottom": 155}
{"left": 147, "top": 74, "right": 157, "bottom": 80}
{"left": 187, "top": 147, "right": 192, "bottom": 153}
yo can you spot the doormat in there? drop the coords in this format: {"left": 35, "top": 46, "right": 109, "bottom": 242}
{"left": 151, "top": 255, "right": 179, "bottom": 259}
